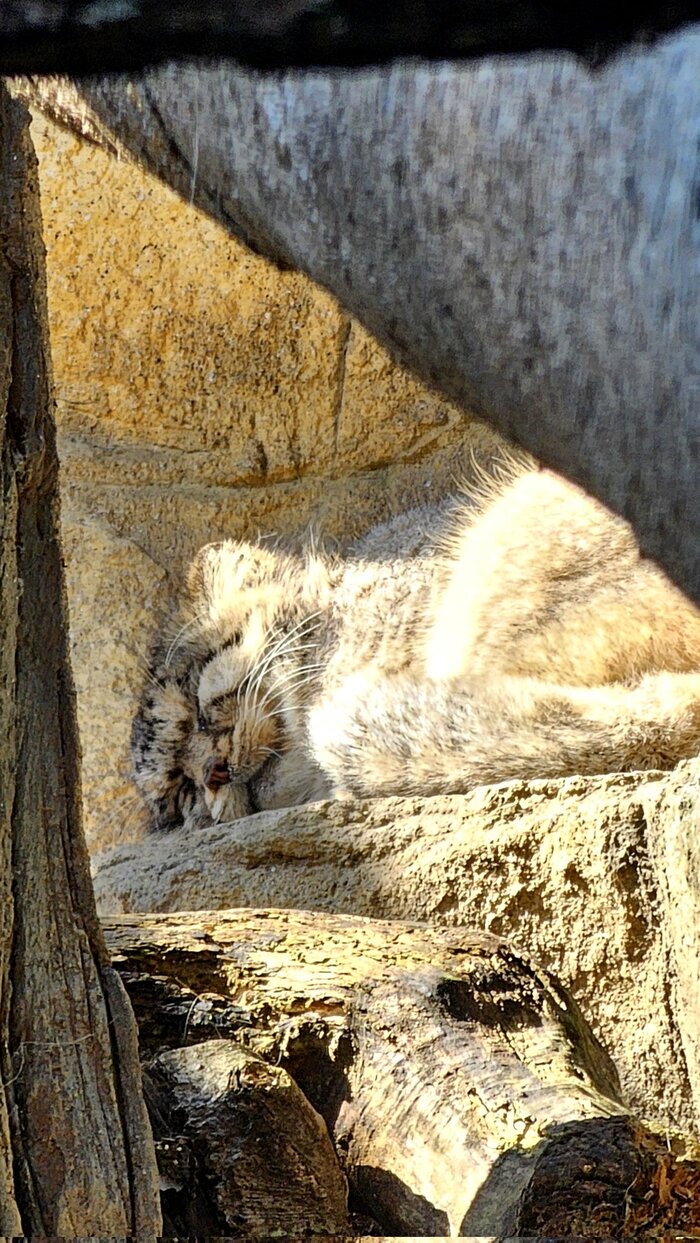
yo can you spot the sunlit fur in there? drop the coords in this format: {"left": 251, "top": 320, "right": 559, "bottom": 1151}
{"left": 131, "top": 541, "right": 337, "bottom": 829}
{"left": 132, "top": 462, "right": 700, "bottom": 830}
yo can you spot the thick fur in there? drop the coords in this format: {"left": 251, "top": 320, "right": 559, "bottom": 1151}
{"left": 131, "top": 464, "right": 700, "bottom": 830}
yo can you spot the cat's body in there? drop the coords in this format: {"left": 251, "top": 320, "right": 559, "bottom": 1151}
{"left": 131, "top": 463, "right": 700, "bottom": 832}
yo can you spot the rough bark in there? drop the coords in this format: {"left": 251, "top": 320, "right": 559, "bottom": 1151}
{"left": 103, "top": 907, "right": 700, "bottom": 1237}
{"left": 0, "top": 86, "right": 161, "bottom": 1234}
{"left": 1, "top": 3, "right": 696, "bottom": 73}
{"left": 92, "top": 762, "right": 700, "bottom": 1141}
{"left": 146, "top": 1040, "right": 351, "bottom": 1236}
{"left": 26, "top": 36, "right": 700, "bottom": 600}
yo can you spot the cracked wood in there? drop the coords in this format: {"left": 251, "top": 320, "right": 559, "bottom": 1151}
{"left": 104, "top": 907, "right": 700, "bottom": 1236}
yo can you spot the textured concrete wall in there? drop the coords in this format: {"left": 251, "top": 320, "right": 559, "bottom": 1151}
{"left": 31, "top": 110, "right": 499, "bottom": 851}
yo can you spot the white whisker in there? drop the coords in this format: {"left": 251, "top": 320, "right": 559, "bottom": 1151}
{"left": 256, "top": 668, "right": 324, "bottom": 711}
{"left": 165, "top": 611, "right": 208, "bottom": 668}
{"left": 245, "top": 642, "right": 320, "bottom": 698}
{"left": 245, "top": 615, "right": 323, "bottom": 690}
{"left": 241, "top": 616, "right": 324, "bottom": 711}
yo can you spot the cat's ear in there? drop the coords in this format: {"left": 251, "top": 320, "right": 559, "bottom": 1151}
{"left": 186, "top": 540, "right": 286, "bottom": 611}
{"left": 186, "top": 542, "right": 225, "bottom": 604}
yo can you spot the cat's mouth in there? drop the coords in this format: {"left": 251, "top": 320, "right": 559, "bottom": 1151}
{"left": 201, "top": 736, "right": 285, "bottom": 823}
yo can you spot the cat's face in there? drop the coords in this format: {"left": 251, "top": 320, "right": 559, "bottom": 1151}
{"left": 131, "top": 540, "right": 329, "bottom": 832}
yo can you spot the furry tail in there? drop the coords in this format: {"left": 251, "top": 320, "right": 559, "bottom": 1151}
{"left": 308, "top": 670, "right": 700, "bottom": 799}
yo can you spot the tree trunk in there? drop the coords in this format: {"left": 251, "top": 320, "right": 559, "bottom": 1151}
{"left": 104, "top": 907, "right": 700, "bottom": 1238}
{"left": 0, "top": 85, "right": 160, "bottom": 1235}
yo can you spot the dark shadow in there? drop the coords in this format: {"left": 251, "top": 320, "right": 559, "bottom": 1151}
{"left": 352, "top": 1164, "right": 450, "bottom": 1237}
{"left": 460, "top": 1115, "right": 661, "bottom": 1239}
{"left": 435, "top": 972, "right": 544, "bottom": 1031}
{"left": 143, "top": 1069, "right": 229, "bottom": 1238}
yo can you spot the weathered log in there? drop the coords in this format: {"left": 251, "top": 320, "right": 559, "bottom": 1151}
{"left": 0, "top": 86, "right": 161, "bottom": 1234}
{"left": 146, "top": 1040, "right": 351, "bottom": 1236}
{"left": 0, "top": 3, "right": 695, "bottom": 73}
{"left": 103, "top": 908, "right": 700, "bottom": 1237}
{"left": 27, "top": 34, "right": 700, "bottom": 600}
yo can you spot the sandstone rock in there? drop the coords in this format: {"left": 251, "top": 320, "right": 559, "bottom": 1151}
{"left": 93, "top": 763, "right": 700, "bottom": 1140}
{"left": 33, "top": 105, "right": 478, "bottom": 492}
{"left": 60, "top": 511, "right": 166, "bottom": 851}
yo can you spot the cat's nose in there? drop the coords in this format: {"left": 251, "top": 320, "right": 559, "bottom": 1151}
{"left": 203, "top": 757, "right": 230, "bottom": 790}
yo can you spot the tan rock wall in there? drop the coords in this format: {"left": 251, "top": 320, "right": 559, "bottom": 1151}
{"left": 31, "top": 110, "right": 500, "bottom": 851}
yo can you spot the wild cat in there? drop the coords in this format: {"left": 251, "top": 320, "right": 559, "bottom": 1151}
{"left": 131, "top": 461, "right": 700, "bottom": 831}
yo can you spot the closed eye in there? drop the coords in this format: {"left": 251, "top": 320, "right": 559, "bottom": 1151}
{"left": 202, "top": 691, "right": 243, "bottom": 725}
{"left": 198, "top": 689, "right": 241, "bottom": 731}
{"left": 206, "top": 689, "right": 240, "bottom": 714}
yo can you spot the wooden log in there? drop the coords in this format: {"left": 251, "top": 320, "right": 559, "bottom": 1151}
{"left": 0, "top": 86, "right": 161, "bottom": 1235}
{"left": 103, "top": 908, "right": 700, "bottom": 1237}
{"left": 145, "top": 1040, "right": 351, "bottom": 1237}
